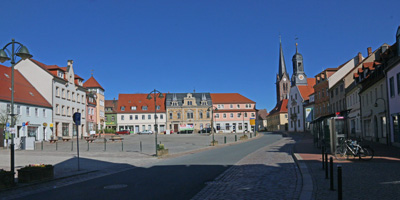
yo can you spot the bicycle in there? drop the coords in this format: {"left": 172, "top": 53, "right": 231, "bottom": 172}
{"left": 334, "top": 138, "right": 374, "bottom": 161}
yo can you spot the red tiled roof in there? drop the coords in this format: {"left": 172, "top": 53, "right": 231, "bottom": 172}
{"left": 268, "top": 99, "right": 288, "bottom": 115}
{"left": 257, "top": 109, "right": 268, "bottom": 120}
{"left": 83, "top": 76, "right": 104, "bottom": 91}
{"left": 30, "top": 59, "right": 80, "bottom": 82}
{"left": 210, "top": 93, "right": 255, "bottom": 104}
{"left": 117, "top": 94, "right": 166, "bottom": 113}
{"left": 74, "top": 74, "right": 84, "bottom": 80}
{"left": 298, "top": 78, "right": 316, "bottom": 101}
{"left": 0, "top": 65, "right": 52, "bottom": 108}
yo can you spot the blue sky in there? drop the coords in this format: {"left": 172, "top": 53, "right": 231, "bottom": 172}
{"left": 0, "top": 0, "right": 399, "bottom": 110}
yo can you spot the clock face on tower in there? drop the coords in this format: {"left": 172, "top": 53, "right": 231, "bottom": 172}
{"left": 298, "top": 75, "right": 304, "bottom": 80}
{"left": 283, "top": 78, "right": 287, "bottom": 81}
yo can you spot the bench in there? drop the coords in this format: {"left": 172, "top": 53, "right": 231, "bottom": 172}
{"left": 110, "top": 136, "right": 124, "bottom": 142}
{"left": 62, "top": 137, "right": 72, "bottom": 142}
{"left": 85, "top": 138, "right": 96, "bottom": 143}
{"left": 49, "top": 139, "right": 58, "bottom": 143}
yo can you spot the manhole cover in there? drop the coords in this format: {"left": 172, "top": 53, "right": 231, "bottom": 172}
{"left": 104, "top": 184, "right": 128, "bottom": 190}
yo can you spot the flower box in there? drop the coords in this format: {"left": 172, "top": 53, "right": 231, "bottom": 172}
{"left": 0, "top": 170, "right": 14, "bottom": 189}
{"left": 18, "top": 164, "right": 54, "bottom": 183}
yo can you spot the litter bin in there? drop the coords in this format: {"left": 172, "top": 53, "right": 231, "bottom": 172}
{"left": 21, "top": 136, "right": 26, "bottom": 150}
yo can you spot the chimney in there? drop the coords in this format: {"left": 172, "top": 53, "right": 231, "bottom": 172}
{"left": 358, "top": 52, "right": 363, "bottom": 64}
{"left": 367, "top": 47, "right": 372, "bottom": 56}
{"left": 67, "top": 60, "right": 73, "bottom": 67}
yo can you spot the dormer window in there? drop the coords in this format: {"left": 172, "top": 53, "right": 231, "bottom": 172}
{"left": 58, "top": 71, "right": 64, "bottom": 78}
{"left": 156, "top": 105, "right": 160, "bottom": 110}
{"left": 121, "top": 106, "right": 125, "bottom": 111}
{"left": 142, "top": 106, "right": 148, "bottom": 110}
{"left": 131, "top": 106, "right": 136, "bottom": 110}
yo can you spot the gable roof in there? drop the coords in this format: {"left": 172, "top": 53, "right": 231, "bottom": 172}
{"left": 257, "top": 109, "right": 268, "bottom": 120}
{"left": 83, "top": 76, "right": 104, "bottom": 91}
{"left": 105, "top": 99, "right": 118, "bottom": 113}
{"left": 29, "top": 59, "right": 85, "bottom": 84}
{"left": 0, "top": 65, "right": 52, "bottom": 108}
{"left": 165, "top": 93, "right": 212, "bottom": 107}
{"left": 117, "top": 93, "right": 166, "bottom": 113}
{"left": 268, "top": 99, "right": 288, "bottom": 116}
{"left": 297, "top": 78, "right": 316, "bottom": 101}
{"left": 210, "top": 93, "right": 255, "bottom": 104}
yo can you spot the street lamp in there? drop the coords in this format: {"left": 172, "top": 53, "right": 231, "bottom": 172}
{"left": 207, "top": 106, "right": 217, "bottom": 145}
{"left": 0, "top": 39, "right": 33, "bottom": 178}
{"left": 147, "top": 89, "right": 164, "bottom": 156}
{"left": 374, "top": 98, "right": 390, "bottom": 145}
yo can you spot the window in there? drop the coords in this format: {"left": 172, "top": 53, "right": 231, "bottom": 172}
{"left": 297, "top": 106, "right": 300, "bottom": 114}
{"left": 335, "top": 88, "right": 338, "bottom": 95}
{"left": 67, "top": 107, "right": 70, "bottom": 116}
{"left": 397, "top": 73, "right": 400, "bottom": 94}
{"left": 223, "top": 114, "right": 227, "bottom": 118}
{"left": 390, "top": 77, "right": 395, "bottom": 98}
{"left": 230, "top": 113, "right": 233, "bottom": 118}
{"left": 340, "top": 84, "right": 344, "bottom": 92}
{"left": 206, "top": 111, "right": 210, "bottom": 118}
{"left": 121, "top": 106, "right": 125, "bottom": 111}
{"left": 62, "top": 89, "right": 65, "bottom": 98}
{"left": 169, "top": 113, "right": 173, "bottom": 119}
{"left": 177, "top": 113, "right": 181, "bottom": 119}
{"left": 237, "top": 104, "right": 240, "bottom": 108}
{"left": 17, "top": 105, "right": 21, "bottom": 115}
{"left": 230, "top": 104, "right": 233, "bottom": 109}
{"left": 148, "top": 115, "right": 151, "bottom": 120}
{"left": 72, "top": 92, "right": 75, "bottom": 101}
{"left": 187, "top": 112, "right": 193, "bottom": 119}
{"left": 245, "top": 113, "right": 248, "bottom": 117}
{"left": 82, "top": 95, "right": 85, "bottom": 104}
{"left": 187, "top": 101, "right": 192, "bottom": 105}
{"left": 331, "top": 90, "right": 334, "bottom": 98}
{"left": 135, "top": 115, "right": 138, "bottom": 120}
{"left": 56, "top": 87, "right": 60, "bottom": 97}
{"left": 142, "top": 106, "right": 148, "bottom": 110}
{"left": 62, "top": 106, "right": 65, "bottom": 115}
{"left": 298, "top": 119, "right": 301, "bottom": 127}
{"left": 121, "top": 115, "right": 124, "bottom": 120}
{"left": 295, "top": 94, "right": 297, "bottom": 100}
{"left": 226, "top": 123, "right": 230, "bottom": 130}
{"left": 130, "top": 115, "right": 133, "bottom": 120}
{"left": 67, "top": 90, "right": 70, "bottom": 100}
{"left": 142, "top": 115, "right": 145, "bottom": 120}
{"left": 112, "top": 116, "right": 115, "bottom": 121}
{"left": 237, "top": 113, "right": 241, "bottom": 118}
{"left": 216, "top": 114, "right": 219, "bottom": 118}
{"left": 131, "top": 106, "right": 136, "bottom": 110}
{"left": 251, "top": 113, "right": 255, "bottom": 117}
{"left": 105, "top": 116, "right": 108, "bottom": 121}
{"left": 26, "top": 107, "right": 30, "bottom": 116}
{"left": 199, "top": 112, "right": 203, "bottom": 119}
{"left": 35, "top": 108, "right": 39, "bottom": 117}
{"left": 56, "top": 105, "right": 59, "bottom": 115}
{"left": 160, "top": 114, "right": 163, "bottom": 119}
{"left": 156, "top": 105, "right": 160, "bottom": 110}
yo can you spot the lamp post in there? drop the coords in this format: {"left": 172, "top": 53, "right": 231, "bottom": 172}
{"left": 0, "top": 39, "right": 32, "bottom": 177}
{"left": 374, "top": 98, "right": 390, "bottom": 145}
{"left": 207, "top": 106, "right": 217, "bottom": 145}
{"left": 147, "top": 89, "right": 164, "bottom": 156}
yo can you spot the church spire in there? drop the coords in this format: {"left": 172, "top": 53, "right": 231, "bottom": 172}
{"left": 278, "top": 37, "right": 288, "bottom": 79}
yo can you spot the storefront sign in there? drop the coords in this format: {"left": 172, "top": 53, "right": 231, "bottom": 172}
{"left": 250, "top": 118, "right": 256, "bottom": 126}
{"left": 50, "top": 123, "right": 53, "bottom": 128}
{"left": 43, "top": 123, "right": 48, "bottom": 127}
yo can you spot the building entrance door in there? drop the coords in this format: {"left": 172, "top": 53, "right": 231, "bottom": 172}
{"left": 174, "top": 124, "right": 179, "bottom": 133}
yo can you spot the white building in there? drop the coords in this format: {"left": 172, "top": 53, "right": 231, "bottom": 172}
{"left": 0, "top": 65, "right": 52, "bottom": 141}
{"left": 15, "top": 59, "right": 87, "bottom": 138}
{"left": 288, "top": 78, "right": 315, "bottom": 132}
{"left": 117, "top": 94, "right": 166, "bottom": 133}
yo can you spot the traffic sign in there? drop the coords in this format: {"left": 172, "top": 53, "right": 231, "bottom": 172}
{"left": 22, "top": 122, "right": 25, "bottom": 127}
{"left": 50, "top": 123, "right": 53, "bottom": 128}
{"left": 43, "top": 123, "right": 47, "bottom": 127}
{"left": 6, "top": 123, "right": 9, "bottom": 127}
{"left": 73, "top": 112, "right": 81, "bottom": 125}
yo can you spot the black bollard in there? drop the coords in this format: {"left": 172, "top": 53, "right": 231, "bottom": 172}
{"left": 71, "top": 141, "right": 73, "bottom": 151}
{"left": 322, "top": 147, "right": 325, "bottom": 169}
{"left": 87, "top": 142, "right": 89, "bottom": 151}
{"left": 122, "top": 141, "right": 124, "bottom": 151}
{"left": 325, "top": 152, "right": 329, "bottom": 179}
{"left": 56, "top": 141, "right": 58, "bottom": 151}
{"left": 250, "top": 133, "right": 252, "bottom": 138}
{"left": 140, "top": 141, "right": 142, "bottom": 152}
{"left": 330, "top": 157, "right": 334, "bottom": 190}
{"left": 104, "top": 138, "right": 107, "bottom": 151}
{"left": 224, "top": 136, "right": 226, "bottom": 144}
{"left": 338, "top": 165, "right": 342, "bottom": 200}
{"left": 41, "top": 141, "right": 43, "bottom": 151}
{"left": 235, "top": 135, "right": 237, "bottom": 142}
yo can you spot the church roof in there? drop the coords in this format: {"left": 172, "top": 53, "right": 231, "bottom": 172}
{"left": 268, "top": 99, "right": 288, "bottom": 116}
{"left": 278, "top": 41, "right": 288, "bottom": 78}
{"left": 83, "top": 76, "right": 104, "bottom": 91}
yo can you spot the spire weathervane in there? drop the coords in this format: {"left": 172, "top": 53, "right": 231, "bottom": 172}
{"left": 91, "top": 69, "right": 94, "bottom": 77}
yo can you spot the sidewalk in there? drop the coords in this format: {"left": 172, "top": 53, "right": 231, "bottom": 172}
{"left": 293, "top": 132, "right": 400, "bottom": 200}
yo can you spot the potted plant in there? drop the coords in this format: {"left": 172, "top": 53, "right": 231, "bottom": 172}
{"left": 18, "top": 164, "right": 54, "bottom": 183}
{"left": 0, "top": 169, "right": 14, "bottom": 189}
{"left": 157, "top": 143, "right": 169, "bottom": 156}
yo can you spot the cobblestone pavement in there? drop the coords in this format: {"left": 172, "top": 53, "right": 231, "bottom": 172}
{"left": 293, "top": 133, "right": 400, "bottom": 200}
{"left": 192, "top": 136, "right": 301, "bottom": 200}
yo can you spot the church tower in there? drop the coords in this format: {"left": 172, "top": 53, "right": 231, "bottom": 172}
{"left": 276, "top": 38, "right": 290, "bottom": 103}
{"left": 291, "top": 43, "right": 308, "bottom": 86}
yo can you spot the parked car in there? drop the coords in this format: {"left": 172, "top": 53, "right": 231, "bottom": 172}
{"left": 178, "top": 130, "right": 193, "bottom": 134}
{"left": 198, "top": 128, "right": 215, "bottom": 133}
{"left": 115, "top": 130, "right": 130, "bottom": 135}
{"left": 139, "top": 130, "right": 153, "bottom": 134}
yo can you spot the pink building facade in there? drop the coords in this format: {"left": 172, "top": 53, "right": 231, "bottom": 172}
{"left": 86, "top": 92, "right": 97, "bottom": 134}
{"left": 211, "top": 93, "right": 256, "bottom": 133}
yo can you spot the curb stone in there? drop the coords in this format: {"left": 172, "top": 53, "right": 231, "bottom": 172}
{"left": 292, "top": 152, "right": 314, "bottom": 200}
